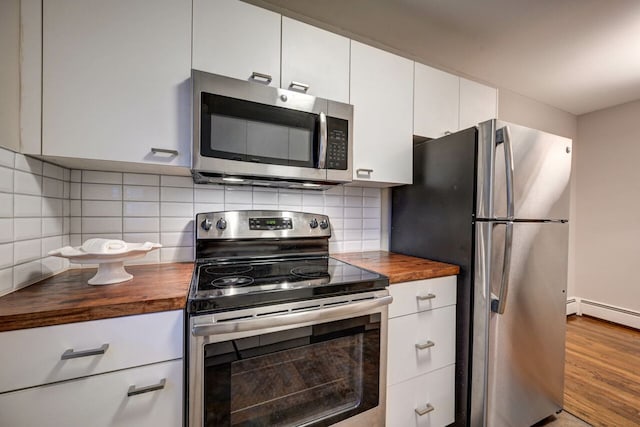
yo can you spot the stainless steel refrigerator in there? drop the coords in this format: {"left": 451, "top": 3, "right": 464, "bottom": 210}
{"left": 390, "top": 119, "right": 572, "bottom": 427}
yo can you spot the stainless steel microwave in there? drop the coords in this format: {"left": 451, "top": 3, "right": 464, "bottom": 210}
{"left": 192, "top": 70, "right": 353, "bottom": 189}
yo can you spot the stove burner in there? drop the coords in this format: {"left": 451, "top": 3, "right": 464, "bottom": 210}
{"left": 205, "top": 265, "right": 254, "bottom": 276}
{"left": 210, "top": 276, "right": 255, "bottom": 288}
{"left": 291, "top": 266, "right": 331, "bottom": 279}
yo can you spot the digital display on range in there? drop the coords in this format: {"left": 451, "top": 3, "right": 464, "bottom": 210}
{"left": 249, "top": 217, "right": 293, "bottom": 230}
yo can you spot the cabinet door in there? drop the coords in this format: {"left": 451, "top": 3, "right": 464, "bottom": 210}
{"left": 350, "top": 41, "right": 414, "bottom": 185}
{"left": 281, "top": 17, "right": 350, "bottom": 103}
{"left": 0, "top": 310, "right": 183, "bottom": 394}
{"left": 413, "top": 63, "right": 459, "bottom": 139}
{"left": 387, "top": 305, "right": 456, "bottom": 386}
{"left": 42, "top": 0, "right": 191, "bottom": 166}
{"left": 193, "top": 0, "right": 280, "bottom": 87}
{"left": 387, "top": 364, "right": 455, "bottom": 427}
{"left": 459, "top": 78, "right": 497, "bottom": 130}
{"left": 0, "top": 360, "right": 182, "bottom": 427}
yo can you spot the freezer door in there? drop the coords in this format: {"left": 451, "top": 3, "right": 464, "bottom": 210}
{"left": 476, "top": 120, "right": 572, "bottom": 220}
{"left": 472, "top": 221, "right": 568, "bottom": 427}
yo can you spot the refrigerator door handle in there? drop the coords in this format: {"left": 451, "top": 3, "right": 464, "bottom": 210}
{"left": 491, "top": 221, "right": 513, "bottom": 314}
{"left": 497, "top": 126, "right": 515, "bottom": 219}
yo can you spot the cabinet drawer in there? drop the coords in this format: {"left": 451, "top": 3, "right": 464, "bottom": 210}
{"left": 387, "top": 364, "right": 455, "bottom": 427}
{"left": 388, "top": 305, "right": 456, "bottom": 385}
{"left": 0, "top": 359, "right": 182, "bottom": 427}
{"left": 388, "top": 276, "right": 456, "bottom": 318}
{"left": 0, "top": 310, "right": 183, "bottom": 393}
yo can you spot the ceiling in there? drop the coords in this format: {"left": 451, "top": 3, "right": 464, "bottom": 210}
{"left": 255, "top": 0, "right": 640, "bottom": 116}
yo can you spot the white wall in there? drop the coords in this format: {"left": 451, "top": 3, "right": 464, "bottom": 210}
{"left": 498, "top": 88, "right": 579, "bottom": 297}
{"left": 574, "top": 100, "right": 640, "bottom": 312}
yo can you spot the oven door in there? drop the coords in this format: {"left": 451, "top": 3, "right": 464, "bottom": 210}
{"left": 188, "top": 291, "right": 391, "bottom": 427}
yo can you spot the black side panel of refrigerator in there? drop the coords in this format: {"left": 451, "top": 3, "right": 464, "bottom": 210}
{"left": 390, "top": 127, "right": 478, "bottom": 427}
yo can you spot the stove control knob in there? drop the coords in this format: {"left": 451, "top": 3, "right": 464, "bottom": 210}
{"left": 216, "top": 218, "right": 227, "bottom": 230}
{"left": 309, "top": 218, "right": 318, "bottom": 229}
{"left": 319, "top": 219, "right": 329, "bottom": 230}
{"left": 201, "top": 218, "right": 212, "bottom": 231}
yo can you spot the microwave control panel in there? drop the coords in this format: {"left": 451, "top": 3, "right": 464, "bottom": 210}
{"left": 326, "top": 117, "right": 348, "bottom": 170}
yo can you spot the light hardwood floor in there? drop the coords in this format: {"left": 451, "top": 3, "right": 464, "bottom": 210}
{"left": 564, "top": 315, "right": 640, "bottom": 426}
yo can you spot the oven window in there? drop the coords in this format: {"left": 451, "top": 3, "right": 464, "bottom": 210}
{"left": 201, "top": 93, "right": 317, "bottom": 168}
{"left": 203, "top": 314, "right": 381, "bottom": 427}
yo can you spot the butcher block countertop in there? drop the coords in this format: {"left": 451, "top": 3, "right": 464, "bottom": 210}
{"left": 332, "top": 251, "right": 459, "bottom": 284}
{"left": 0, "top": 263, "right": 193, "bottom": 332}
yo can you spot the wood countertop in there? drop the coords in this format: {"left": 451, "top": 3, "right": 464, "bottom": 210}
{"left": 332, "top": 251, "right": 459, "bottom": 284}
{"left": 0, "top": 263, "right": 193, "bottom": 332}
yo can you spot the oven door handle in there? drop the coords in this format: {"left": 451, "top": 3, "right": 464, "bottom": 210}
{"left": 192, "top": 295, "right": 393, "bottom": 336}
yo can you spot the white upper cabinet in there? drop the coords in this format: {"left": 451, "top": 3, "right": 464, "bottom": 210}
{"left": 193, "top": 0, "right": 281, "bottom": 87}
{"left": 350, "top": 41, "right": 414, "bottom": 186}
{"left": 413, "top": 63, "right": 460, "bottom": 139}
{"left": 459, "top": 77, "right": 498, "bottom": 129}
{"left": 281, "top": 17, "right": 350, "bottom": 103}
{"left": 42, "top": 0, "right": 191, "bottom": 167}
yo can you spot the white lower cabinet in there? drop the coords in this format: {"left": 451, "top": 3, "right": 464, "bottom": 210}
{"left": 386, "top": 364, "right": 455, "bottom": 427}
{"left": 386, "top": 277, "right": 457, "bottom": 427}
{"left": 0, "top": 310, "right": 184, "bottom": 426}
{"left": 0, "top": 359, "right": 182, "bottom": 427}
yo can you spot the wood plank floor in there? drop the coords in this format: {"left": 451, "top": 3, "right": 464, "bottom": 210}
{"left": 564, "top": 315, "right": 640, "bottom": 426}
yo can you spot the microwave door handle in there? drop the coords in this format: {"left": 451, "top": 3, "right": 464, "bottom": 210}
{"left": 318, "top": 112, "right": 328, "bottom": 169}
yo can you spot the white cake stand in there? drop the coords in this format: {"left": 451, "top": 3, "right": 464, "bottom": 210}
{"left": 49, "top": 240, "right": 162, "bottom": 285}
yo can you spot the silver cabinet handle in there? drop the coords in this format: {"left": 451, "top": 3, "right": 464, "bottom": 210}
{"left": 416, "top": 293, "right": 436, "bottom": 301}
{"left": 317, "top": 112, "right": 328, "bottom": 169}
{"left": 151, "top": 148, "right": 179, "bottom": 156}
{"left": 444, "top": 131, "right": 452, "bottom": 135}
{"left": 61, "top": 343, "right": 109, "bottom": 360}
{"left": 415, "top": 403, "right": 435, "bottom": 416}
{"left": 127, "top": 378, "right": 166, "bottom": 397}
{"left": 356, "top": 168, "right": 374, "bottom": 176}
{"left": 415, "top": 340, "right": 435, "bottom": 350}
{"left": 250, "top": 72, "right": 272, "bottom": 84}
{"left": 289, "top": 81, "right": 309, "bottom": 91}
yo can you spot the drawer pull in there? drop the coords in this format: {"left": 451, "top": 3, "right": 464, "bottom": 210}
{"left": 289, "top": 81, "right": 310, "bottom": 92}
{"left": 415, "top": 340, "right": 435, "bottom": 350}
{"left": 61, "top": 343, "right": 109, "bottom": 360}
{"left": 415, "top": 403, "right": 435, "bottom": 416}
{"left": 127, "top": 378, "right": 166, "bottom": 397}
{"left": 150, "top": 147, "right": 179, "bottom": 156}
{"left": 417, "top": 293, "right": 436, "bottom": 301}
{"left": 250, "top": 71, "right": 272, "bottom": 84}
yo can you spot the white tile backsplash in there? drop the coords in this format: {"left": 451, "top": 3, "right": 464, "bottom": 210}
{"left": 124, "top": 185, "right": 159, "bottom": 201}
{"left": 0, "top": 167, "right": 14, "bottom": 193}
{"left": 124, "top": 201, "right": 160, "bottom": 217}
{"left": 14, "top": 194, "right": 41, "bottom": 217}
{"left": 124, "top": 217, "right": 159, "bottom": 233}
{"left": 82, "top": 170, "right": 122, "bottom": 184}
{"left": 124, "top": 173, "right": 160, "bottom": 186}
{"left": 14, "top": 217, "right": 41, "bottom": 241}
{"left": 82, "top": 183, "right": 122, "bottom": 200}
{"left": 161, "top": 175, "right": 193, "bottom": 188}
{"left": 14, "top": 239, "right": 42, "bottom": 265}
{"left": 82, "top": 217, "right": 122, "bottom": 234}
{"left": 0, "top": 150, "right": 385, "bottom": 296}
{"left": 82, "top": 200, "right": 122, "bottom": 217}
{"left": 14, "top": 169, "right": 42, "bottom": 196}
{"left": 0, "top": 193, "right": 13, "bottom": 218}
{"left": 0, "top": 243, "right": 13, "bottom": 269}
{"left": 161, "top": 186, "right": 193, "bottom": 203}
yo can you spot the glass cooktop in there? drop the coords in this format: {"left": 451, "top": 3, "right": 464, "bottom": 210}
{"left": 188, "top": 257, "right": 388, "bottom": 313}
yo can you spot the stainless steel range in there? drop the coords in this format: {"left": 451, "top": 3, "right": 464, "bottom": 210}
{"left": 187, "top": 210, "right": 391, "bottom": 427}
